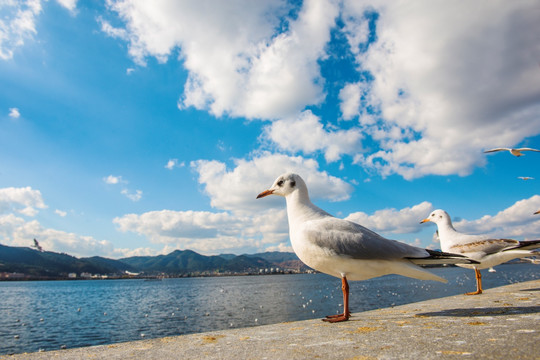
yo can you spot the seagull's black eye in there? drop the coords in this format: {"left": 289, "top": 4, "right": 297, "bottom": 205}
{"left": 277, "top": 180, "right": 284, "bottom": 187}
{"left": 290, "top": 181, "right": 296, "bottom": 187}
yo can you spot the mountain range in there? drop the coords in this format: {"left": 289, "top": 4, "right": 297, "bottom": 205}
{"left": 0, "top": 243, "right": 307, "bottom": 279}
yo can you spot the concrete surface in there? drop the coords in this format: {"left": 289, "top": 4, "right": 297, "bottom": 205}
{"left": 3, "top": 279, "right": 539, "bottom": 360}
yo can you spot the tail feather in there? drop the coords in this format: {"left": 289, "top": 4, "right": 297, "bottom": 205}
{"left": 407, "top": 249, "right": 480, "bottom": 265}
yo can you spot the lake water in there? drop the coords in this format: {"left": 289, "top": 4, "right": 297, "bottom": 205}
{"left": 1, "top": 262, "right": 538, "bottom": 355}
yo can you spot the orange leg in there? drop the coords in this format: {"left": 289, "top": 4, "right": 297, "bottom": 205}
{"left": 323, "top": 276, "right": 350, "bottom": 322}
{"left": 465, "top": 268, "right": 483, "bottom": 295}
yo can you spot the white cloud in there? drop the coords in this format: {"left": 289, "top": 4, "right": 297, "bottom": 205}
{"left": 164, "top": 158, "right": 184, "bottom": 170}
{"left": 103, "top": 0, "right": 339, "bottom": 120}
{"left": 0, "top": 186, "right": 47, "bottom": 217}
{"left": 121, "top": 189, "right": 142, "bottom": 202}
{"left": 0, "top": 214, "right": 115, "bottom": 258}
{"left": 263, "top": 110, "right": 363, "bottom": 162}
{"left": 345, "top": 201, "right": 433, "bottom": 234}
{"left": 341, "top": 0, "right": 540, "bottom": 179}
{"left": 0, "top": 0, "right": 43, "bottom": 60}
{"left": 113, "top": 208, "right": 288, "bottom": 255}
{"left": 8, "top": 107, "right": 20, "bottom": 119}
{"left": 190, "top": 152, "right": 353, "bottom": 213}
{"left": 103, "top": 175, "right": 125, "bottom": 184}
{"left": 451, "top": 195, "right": 540, "bottom": 239}
{"left": 55, "top": 0, "right": 77, "bottom": 13}
{"left": 55, "top": 209, "right": 67, "bottom": 217}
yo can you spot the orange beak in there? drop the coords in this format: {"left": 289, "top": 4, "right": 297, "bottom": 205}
{"left": 256, "top": 189, "right": 274, "bottom": 199}
{"left": 534, "top": 210, "right": 540, "bottom": 215}
{"left": 420, "top": 218, "right": 430, "bottom": 224}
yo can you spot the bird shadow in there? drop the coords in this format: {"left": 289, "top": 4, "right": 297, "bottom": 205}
{"left": 416, "top": 306, "right": 540, "bottom": 317}
{"left": 520, "top": 287, "right": 540, "bottom": 292}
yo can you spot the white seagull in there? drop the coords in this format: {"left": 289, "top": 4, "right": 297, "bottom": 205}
{"left": 421, "top": 209, "right": 540, "bottom": 295}
{"left": 257, "top": 173, "right": 476, "bottom": 322}
{"left": 484, "top": 147, "right": 540, "bottom": 157}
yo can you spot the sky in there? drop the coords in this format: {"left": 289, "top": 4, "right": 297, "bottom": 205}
{"left": 1, "top": 0, "right": 540, "bottom": 259}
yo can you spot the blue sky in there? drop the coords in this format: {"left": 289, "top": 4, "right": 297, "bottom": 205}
{"left": 1, "top": 0, "right": 539, "bottom": 259}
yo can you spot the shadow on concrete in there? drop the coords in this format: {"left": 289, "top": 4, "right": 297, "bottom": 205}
{"left": 416, "top": 306, "right": 540, "bottom": 317}
{"left": 520, "top": 287, "right": 540, "bottom": 292}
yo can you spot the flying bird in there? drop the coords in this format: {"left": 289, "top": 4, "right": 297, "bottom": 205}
{"left": 257, "top": 173, "right": 476, "bottom": 322}
{"left": 518, "top": 177, "right": 534, "bottom": 180}
{"left": 483, "top": 147, "right": 540, "bottom": 157}
{"left": 421, "top": 209, "right": 540, "bottom": 295}
{"left": 32, "top": 238, "right": 43, "bottom": 252}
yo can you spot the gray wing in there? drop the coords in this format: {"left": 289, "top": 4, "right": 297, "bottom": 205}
{"left": 484, "top": 148, "right": 507, "bottom": 153}
{"left": 304, "top": 217, "right": 429, "bottom": 260}
{"left": 449, "top": 239, "right": 520, "bottom": 255}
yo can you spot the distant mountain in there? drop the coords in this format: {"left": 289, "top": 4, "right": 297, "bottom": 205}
{"left": 119, "top": 250, "right": 274, "bottom": 274}
{"left": 0, "top": 244, "right": 134, "bottom": 278}
{"left": 246, "top": 251, "right": 299, "bottom": 263}
{"left": 0, "top": 243, "right": 306, "bottom": 279}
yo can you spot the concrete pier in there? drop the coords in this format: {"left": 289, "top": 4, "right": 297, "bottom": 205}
{"left": 3, "top": 279, "right": 539, "bottom": 360}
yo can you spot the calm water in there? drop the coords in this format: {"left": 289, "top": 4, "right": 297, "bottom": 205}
{"left": 1, "top": 263, "right": 538, "bottom": 355}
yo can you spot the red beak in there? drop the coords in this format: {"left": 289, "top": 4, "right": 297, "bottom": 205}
{"left": 256, "top": 189, "right": 274, "bottom": 199}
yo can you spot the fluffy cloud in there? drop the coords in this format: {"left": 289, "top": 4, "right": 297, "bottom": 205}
{"left": 113, "top": 208, "right": 289, "bottom": 255}
{"left": 55, "top": 209, "right": 67, "bottom": 217}
{"left": 102, "top": 0, "right": 338, "bottom": 119}
{"left": 8, "top": 107, "right": 20, "bottom": 119}
{"left": 0, "top": 186, "right": 47, "bottom": 216}
{"left": 120, "top": 189, "right": 142, "bottom": 202}
{"left": 191, "top": 152, "right": 353, "bottom": 213}
{"left": 103, "top": 175, "right": 124, "bottom": 184}
{"left": 164, "top": 158, "right": 185, "bottom": 170}
{"left": 0, "top": 212, "right": 119, "bottom": 257}
{"left": 0, "top": 0, "right": 43, "bottom": 60}
{"left": 56, "top": 0, "right": 77, "bottom": 13}
{"left": 342, "top": 0, "right": 540, "bottom": 179}
{"left": 263, "top": 110, "right": 363, "bottom": 162}
{"left": 451, "top": 195, "right": 540, "bottom": 239}
{"left": 345, "top": 201, "right": 433, "bottom": 234}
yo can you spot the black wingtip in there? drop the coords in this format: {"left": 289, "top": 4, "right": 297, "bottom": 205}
{"left": 412, "top": 249, "right": 480, "bottom": 264}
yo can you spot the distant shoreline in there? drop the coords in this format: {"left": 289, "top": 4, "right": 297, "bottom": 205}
{"left": 0, "top": 270, "right": 315, "bottom": 282}
{"left": 1, "top": 260, "right": 533, "bottom": 282}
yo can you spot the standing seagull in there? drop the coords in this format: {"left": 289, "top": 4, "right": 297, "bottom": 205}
{"left": 421, "top": 209, "right": 540, "bottom": 295}
{"left": 483, "top": 147, "right": 540, "bottom": 157}
{"left": 257, "top": 173, "right": 476, "bottom": 322}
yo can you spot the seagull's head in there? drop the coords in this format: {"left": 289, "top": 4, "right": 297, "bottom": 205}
{"left": 256, "top": 173, "right": 307, "bottom": 199}
{"left": 420, "top": 209, "right": 452, "bottom": 226}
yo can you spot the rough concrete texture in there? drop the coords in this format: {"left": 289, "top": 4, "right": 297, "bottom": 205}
{"left": 3, "top": 279, "right": 539, "bottom": 360}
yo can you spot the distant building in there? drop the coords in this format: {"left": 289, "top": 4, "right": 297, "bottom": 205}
{"left": 68, "top": 273, "right": 77, "bottom": 278}
{"left": 1, "top": 272, "right": 25, "bottom": 279}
